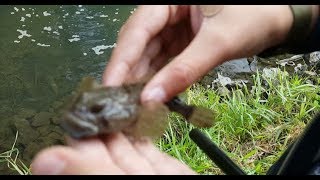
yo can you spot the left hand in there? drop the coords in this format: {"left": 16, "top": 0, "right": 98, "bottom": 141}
{"left": 31, "top": 133, "right": 196, "bottom": 175}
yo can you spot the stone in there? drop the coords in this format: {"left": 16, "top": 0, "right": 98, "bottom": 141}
{"left": 51, "top": 116, "right": 61, "bottom": 125}
{"left": 36, "top": 125, "right": 51, "bottom": 136}
{"left": 16, "top": 108, "right": 36, "bottom": 119}
{"left": 31, "top": 111, "right": 52, "bottom": 127}
{"left": 14, "top": 118, "right": 40, "bottom": 145}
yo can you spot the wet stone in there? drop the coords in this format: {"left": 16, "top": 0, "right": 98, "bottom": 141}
{"left": 14, "top": 118, "right": 40, "bottom": 145}
{"left": 51, "top": 116, "right": 61, "bottom": 125}
{"left": 36, "top": 125, "right": 51, "bottom": 136}
{"left": 16, "top": 108, "right": 36, "bottom": 119}
{"left": 31, "top": 111, "right": 52, "bottom": 127}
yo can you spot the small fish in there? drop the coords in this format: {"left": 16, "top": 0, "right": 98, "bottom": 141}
{"left": 61, "top": 77, "right": 215, "bottom": 140}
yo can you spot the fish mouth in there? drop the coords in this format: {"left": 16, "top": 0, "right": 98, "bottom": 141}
{"left": 60, "top": 112, "right": 99, "bottom": 139}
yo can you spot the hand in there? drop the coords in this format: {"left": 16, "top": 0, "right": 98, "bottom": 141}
{"left": 103, "top": 5, "right": 293, "bottom": 102}
{"left": 31, "top": 133, "right": 196, "bottom": 175}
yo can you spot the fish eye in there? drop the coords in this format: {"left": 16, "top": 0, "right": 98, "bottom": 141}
{"left": 90, "top": 104, "right": 104, "bottom": 113}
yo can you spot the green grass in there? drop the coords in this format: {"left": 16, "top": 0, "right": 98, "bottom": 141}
{"left": 2, "top": 68, "right": 319, "bottom": 175}
{"left": 0, "top": 131, "right": 32, "bottom": 175}
{"left": 156, "top": 68, "right": 320, "bottom": 175}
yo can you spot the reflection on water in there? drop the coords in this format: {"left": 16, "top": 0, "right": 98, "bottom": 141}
{"left": 0, "top": 5, "right": 135, "bottom": 174}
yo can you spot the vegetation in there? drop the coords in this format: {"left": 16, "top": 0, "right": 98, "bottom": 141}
{"left": 1, "top": 68, "right": 319, "bottom": 175}
{"left": 157, "top": 69, "right": 320, "bottom": 175}
{"left": 0, "top": 132, "right": 31, "bottom": 175}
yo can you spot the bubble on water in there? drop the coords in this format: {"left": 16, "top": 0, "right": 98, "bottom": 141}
{"left": 68, "top": 35, "right": 80, "bottom": 42}
{"left": 91, "top": 43, "right": 116, "bottom": 55}
{"left": 86, "top": 16, "right": 94, "bottom": 19}
{"left": 37, "top": 43, "right": 50, "bottom": 47}
{"left": 100, "top": 14, "right": 108, "bottom": 17}
{"left": 53, "top": 31, "right": 60, "bottom": 35}
{"left": 112, "top": 18, "right": 117, "bottom": 22}
{"left": 20, "top": 17, "right": 25, "bottom": 22}
{"left": 14, "top": 7, "right": 19, "bottom": 12}
{"left": 36, "top": 14, "right": 39, "bottom": 17}
{"left": 115, "top": 12, "right": 118, "bottom": 15}
{"left": 10, "top": 12, "right": 14, "bottom": 15}
{"left": 63, "top": 13, "right": 69, "bottom": 18}
{"left": 80, "top": 9, "right": 85, "bottom": 12}
{"left": 22, "top": 24, "right": 26, "bottom": 27}
{"left": 22, "top": 8, "right": 25, "bottom": 11}
{"left": 26, "top": 14, "right": 31, "bottom": 17}
{"left": 83, "top": 52, "right": 87, "bottom": 56}
{"left": 43, "top": 26, "right": 52, "bottom": 31}
{"left": 75, "top": 11, "right": 80, "bottom": 15}
{"left": 13, "top": 40, "right": 20, "bottom": 43}
{"left": 31, "top": 39, "right": 36, "bottom": 42}
{"left": 43, "top": 11, "right": 51, "bottom": 16}
{"left": 58, "top": 25, "right": 63, "bottom": 29}
{"left": 17, "top": 29, "right": 32, "bottom": 39}
{"left": 78, "top": 5, "right": 83, "bottom": 8}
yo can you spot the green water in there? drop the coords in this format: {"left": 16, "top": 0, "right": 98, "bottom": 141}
{"left": 0, "top": 5, "right": 135, "bottom": 174}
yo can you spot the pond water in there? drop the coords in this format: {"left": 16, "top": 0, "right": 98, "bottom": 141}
{"left": 0, "top": 5, "right": 136, "bottom": 174}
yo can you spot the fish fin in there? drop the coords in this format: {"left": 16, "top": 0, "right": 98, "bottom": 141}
{"left": 123, "top": 102, "right": 169, "bottom": 141}
{"left": 78, "top": 76, "right": 101, "bottom": 92}
{"left": 187, "top": 106, "right": 215, "bottom": 128}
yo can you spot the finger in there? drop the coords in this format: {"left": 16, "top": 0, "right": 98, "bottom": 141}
{"left": 102, "top": 5, "right": 170, "bottom": 86}
{"left": 141, "top": 27, "right": 227, "bottom": 102}
{"left": 133, "top": 140, "right": 197, "bottom": 175}
{"left": 31, "top": 146, "right": 124, "bottom": 175}
{"left": 125, "top": 36, "right": 163, "bottom": 83}
{"left": 103, "top": 132, "right": 156, "bottom": 174}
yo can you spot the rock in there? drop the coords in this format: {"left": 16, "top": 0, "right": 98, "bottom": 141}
{"left": 31, "top": 111, "right": 52, "bottom": 127}
{"left": 14, "top": 118, "right": 40, "bottom": 145}
{"left": 16, "top": 108, "right": 36, "bottom": 119}
{"left": 52, "top": 125, "right": 64, "bottom": 135}
{"left": 51, "top": 116, "right": 61, "bottom": 125}
{"left": 23, "top": 142, "right": 46, "bottom": 163}
{"left": 36, "top": 125, "right": 51, "bottom": 136}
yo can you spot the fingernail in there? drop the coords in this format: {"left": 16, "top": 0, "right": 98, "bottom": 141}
{"left": 31, "top": 155, "right": 66, "bottom": 175}
{"left": 142, "top": 86, "right": 166, "bottom": 102}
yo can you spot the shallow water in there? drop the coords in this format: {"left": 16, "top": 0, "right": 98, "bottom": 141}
{"left": 0, "top": 5, "right": 135, "bottom": 174}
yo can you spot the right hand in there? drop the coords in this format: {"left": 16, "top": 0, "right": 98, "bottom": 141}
{"left": 103, "top": 5, "right": 294, "bottom": 102}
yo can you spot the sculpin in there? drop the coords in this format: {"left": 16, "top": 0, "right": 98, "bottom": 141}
{"left": 61, "top": 77, "right": 215, "bottom": 140}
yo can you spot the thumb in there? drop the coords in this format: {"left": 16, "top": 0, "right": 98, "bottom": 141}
{"left": 141, "top": 27, "right": 228, "bottom": 102}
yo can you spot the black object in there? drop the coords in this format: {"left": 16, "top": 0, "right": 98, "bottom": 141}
{"left": 189, "top": 128, "right": 246, "bottom": 175}
{"left": 189, "top": 113, "right": 320, "bottom": 175}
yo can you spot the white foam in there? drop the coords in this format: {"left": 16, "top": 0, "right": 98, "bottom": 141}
{"left": 26, "top": 14, "right": 31, "bottom": 17}
{"left": 53, "top": 31, "right": 60, "bottom": 35}
{"left": 78, "top": 5, "right": 83, "bottom": 7}
{"left": 58, "top": 25, "right": 63, "bottom": 29}
{"left": 20, "top": 17, "right": 25, "bottom": 22}
{"left": 17, "top": 29, "right": 32, "bottom": 39}
{"left": 14, "top": 40, "right": 20, "bottom": 43}
{"left": 68, "top": 35, "right": 80, "bottom": 42}
{"left": 91, "top": 43, "right": 116, "bottom": 55}
{"left": 10, "top": 12, "right": 14, "bottom": 15}
{"left": 31, "top": 39, "right": 36, "bottom": 42}
{"left": 14, "top": 7, "right": 19, "bottom": 12}
{"left": 22, "top": 8, "right": 25, "bottom": 11}
{"left": 112, "top": 18, "right": 117, "bottom": 22}
{"left": 37, "top": 43, "right": 50, "bottom": 47}
{"left": 43, "top": 11, "right": 51, "bottom": 16}
{"left": 43, "top": 26, "right": 52, "bottom": 31}
{"left": 80, "top": 9, "right": 85, "bottom": 12}
{"left": 86, "top": 16, "right": 94, "bottom": 19}
{"left": 100, "top": 14, "right": 108, "bottom": 17}
{"left": 83, "top": 52, "right": 87, "bottom": 56}
{"left": 75, "top": 11, "right": 80, "bottom": 15}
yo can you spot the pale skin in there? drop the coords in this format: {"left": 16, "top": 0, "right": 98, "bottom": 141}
{"left": 31, "top": 5, "right": 319, "bottom": 175}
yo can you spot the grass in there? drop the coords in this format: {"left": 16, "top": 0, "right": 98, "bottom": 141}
{"left": 1, "top": 67, "right": 319, "bottom": 175}
{"left": 0, "top": 131, "right": 32, "bottom": 175}
{"left": 156, "top": 68, "right": 320, "bottom": 175}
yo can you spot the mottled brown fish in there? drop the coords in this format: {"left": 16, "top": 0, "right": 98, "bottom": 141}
{"left": 61, "top": 77, "right": 215, "bottom": 140}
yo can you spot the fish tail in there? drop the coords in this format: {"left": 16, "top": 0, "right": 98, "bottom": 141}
{"left": 187, "top": 106, "right": 215, "bottom": 128}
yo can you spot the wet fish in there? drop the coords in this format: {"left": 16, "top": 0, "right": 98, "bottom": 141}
{"left": 61, "top": 76, "right": 215, "bottom": 140}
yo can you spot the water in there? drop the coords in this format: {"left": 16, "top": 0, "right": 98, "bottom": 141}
{"left": 0, "top": 5, "right": 135, "bottom": 174}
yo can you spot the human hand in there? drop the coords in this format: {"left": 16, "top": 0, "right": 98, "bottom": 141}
{"left": 103, "top": 5, "right": 293, "bottom": 102}
{"left": 31, "top": 133, "right": 196, "bottom": 175}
